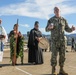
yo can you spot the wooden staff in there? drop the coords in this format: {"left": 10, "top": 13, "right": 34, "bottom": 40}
{"left": 13, "top": 19, "right": 19, "bottom": 66}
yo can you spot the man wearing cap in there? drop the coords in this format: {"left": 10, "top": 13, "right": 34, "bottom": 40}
{"left": 45, "top": 7, "right": 75, "bottom": 75}
{"left": 0, "top": 19, "right": 8, "bottom": 68}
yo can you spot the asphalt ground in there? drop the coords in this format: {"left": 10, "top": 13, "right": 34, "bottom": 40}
{"left": 0, "top": 46, "right": 76, "bottom": 75}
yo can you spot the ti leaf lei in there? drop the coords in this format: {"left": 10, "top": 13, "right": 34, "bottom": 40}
{"left": 10, "top": 35, "right": 24, "bottom": 60}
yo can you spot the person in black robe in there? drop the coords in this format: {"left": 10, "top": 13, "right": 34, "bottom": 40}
{"left": 28, "top": 21, "right": 43, "bottom": 64}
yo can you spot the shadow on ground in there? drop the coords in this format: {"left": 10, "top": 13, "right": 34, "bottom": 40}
{"left": 1, "top": 63, "right": 37, "bottom": 67}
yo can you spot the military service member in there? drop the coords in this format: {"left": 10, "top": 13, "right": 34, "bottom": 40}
{"left": 45, "top": 7, "right": 75, "bottom": 75}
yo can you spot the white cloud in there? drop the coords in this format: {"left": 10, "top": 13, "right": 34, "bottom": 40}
{"left": 0, "top": 0, "right": 76, "bottom": 19}
{"left": 19, "top": 24, "right": 30, "bottom": 28}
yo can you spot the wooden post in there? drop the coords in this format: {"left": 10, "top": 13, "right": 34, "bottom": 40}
{"left": 13, "top": 19, "right": 19, "bottom": 66}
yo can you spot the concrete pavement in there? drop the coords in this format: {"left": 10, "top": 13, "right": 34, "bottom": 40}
{"left": 0, "top": 46, "right": 76, "bottom": 75}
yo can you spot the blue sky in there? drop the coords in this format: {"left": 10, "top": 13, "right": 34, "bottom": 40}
{"left": 0, "top": 0, "right": 76, "bottom": 35}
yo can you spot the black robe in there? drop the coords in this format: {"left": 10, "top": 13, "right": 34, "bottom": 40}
{"left": 28, "top": 28, "right": 43, "bottom": 64}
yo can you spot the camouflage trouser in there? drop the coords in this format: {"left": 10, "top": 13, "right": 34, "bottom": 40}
{"left": 51, "top": 41, "right": 65, "bottom": 67}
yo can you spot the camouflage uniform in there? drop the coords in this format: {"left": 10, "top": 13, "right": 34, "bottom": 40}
{"left": 45, "top": 16, "right": 72, "bottom": 67}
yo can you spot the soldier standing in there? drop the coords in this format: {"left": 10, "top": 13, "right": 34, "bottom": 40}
{"left": 45, "top": 7, "right": 75, "bottom": 75}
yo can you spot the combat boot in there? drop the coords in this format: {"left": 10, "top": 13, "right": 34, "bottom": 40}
{"left": 52, "top": 66, "right": 57, "bottom": 75}
{"left": 59, "top": 66, "right": 68, "bottom": 75}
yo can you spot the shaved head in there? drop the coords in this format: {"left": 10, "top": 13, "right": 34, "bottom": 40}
{"left": 54, "top": 7, "right": 60, "bottom": 17}
{"left": 54, "top": 7, "right": 60, "bottom": 11}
